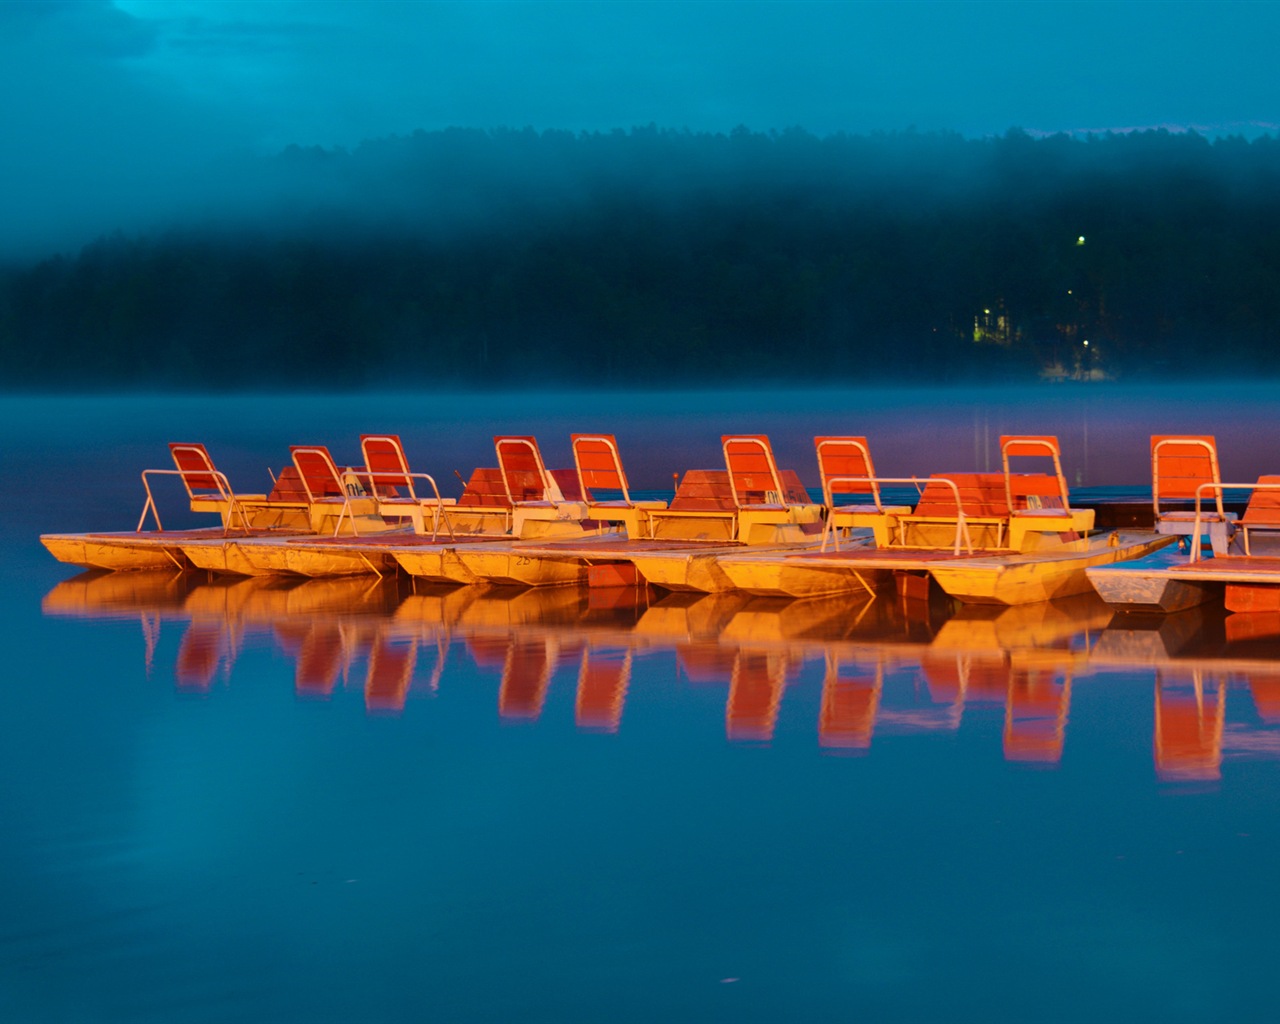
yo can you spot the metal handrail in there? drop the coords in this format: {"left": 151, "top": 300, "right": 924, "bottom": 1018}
{"left": 350, "top": 466, "right": 455, "bottom": 541}
{"left": 1189, "top": 480, "right": 1278, "bottom": 560}
{"left": 138, "top": 466, "right": 250, "bottom": 536}
{"left": 824, "top": 475, "right": 978, "bottom": 555}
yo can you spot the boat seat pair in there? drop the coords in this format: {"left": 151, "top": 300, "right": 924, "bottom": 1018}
{"left": 646, "top": 435, "right": 822, "bottom": 544}
{"left": 817, "top": 435, "right": 1092, "bottom": 556}
{"left": 140, "top": 442, "right": 311, "bottom": 534}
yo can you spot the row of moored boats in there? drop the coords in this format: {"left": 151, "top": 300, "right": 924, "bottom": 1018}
{"left": 40, "top": 431, "right": 1280, "bottom": 610}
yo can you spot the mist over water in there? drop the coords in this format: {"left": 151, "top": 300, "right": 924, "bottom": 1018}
{"left": 5, "top": 129, "right": 1280, "bottom": 390}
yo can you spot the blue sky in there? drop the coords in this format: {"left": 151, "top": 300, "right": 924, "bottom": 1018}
{"left": 3, "top": 0, "right": 1278, "bottom": 256}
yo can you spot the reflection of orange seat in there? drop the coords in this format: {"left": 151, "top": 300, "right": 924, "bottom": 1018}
{"left": 726, "top": 652, "right": 787, "bottom": 742}
{"left": 1003, "top": 671, "right": 1070, "bottom": 764}
{"left": 921, "top": 653, "right": 967, "bottom": 705}
{"left": 466, "top": 637, "right": 511, "bottom": 670}
{"left": 1248, "top": 676, "right": 1280, "bottom": 723}
{"left": 921, "top": 653, "right": 1010, "bottom": 705}
{"left": 575, "top": 650, "right": 631, "bottom": 732}
{"left": 819, "top": 660, "right": 881, "bottom": 751}
{"left": 175, "top": 621, "right": 227, "bottom": 692}
{"left": 1154, "top": 670, "right": 1225, "bottom": 782}
{"left": 499, "top": 640, "right": 551, "bottom": 720}
{"left": 966, "top": 661, "right": 1011, "bottom": 704}
{"left": 365, "top": 637, "right": 417, "bottom": 714}
{"left": 273, "top": 622, "right": 310, "bottom": 657}
{"left": 676, "top": 645, "right": 738, "bottom": 684}
{"left": 295, "top": 624, "right": 344, "bottom": 698}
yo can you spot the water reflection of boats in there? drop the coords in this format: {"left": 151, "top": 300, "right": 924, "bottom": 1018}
{"left": 42, "top": 573, "right": 1280, "bottom": 773}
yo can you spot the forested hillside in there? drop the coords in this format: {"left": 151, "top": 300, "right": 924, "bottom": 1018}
{"left": 3, "top": 126, "right": 1279, "bottom": 390}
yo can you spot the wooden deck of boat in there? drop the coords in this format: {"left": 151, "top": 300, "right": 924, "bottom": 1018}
{"left": 280, "top": 532, "right": 504, "bottom": 548}
{"left": 774, "top": 536, "right": 1144, "bottom": 570}
{"left": 47, "top": 528, "right": 309, "bottom": 542}
{"left": 1090, "top": 549, "right": 1280, "bottom": 586}
{"left": 1086, "top": 545, "right": 1225, "bottom": 613}
{"left": 779, "top": 547, "right": 996, "bottom": 566}
{"left": 1178, "top": 555, "right": 1280, "bottom": 581}
{"left": 510, "top": 537, "right": 747, "bottom": 556}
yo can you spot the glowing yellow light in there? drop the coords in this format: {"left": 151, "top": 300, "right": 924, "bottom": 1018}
{"left": 1083, "top": 339, "right": 1090, "bottom": 347}
{"left": 1076, "top": 235, "right": 1086, "bottom": 246}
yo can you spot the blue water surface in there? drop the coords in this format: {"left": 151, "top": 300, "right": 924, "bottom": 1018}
{"left": 3, "top": 387, "right": 1280, "bottom": 1023}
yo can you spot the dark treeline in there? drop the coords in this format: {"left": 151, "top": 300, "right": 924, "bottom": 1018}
{"left": 3, "top": 125, "right": 1280, "bottom": 390}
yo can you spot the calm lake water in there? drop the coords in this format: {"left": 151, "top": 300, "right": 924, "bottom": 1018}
{"left": 5, "top": 385, "right": 1280, "bottom": 1022}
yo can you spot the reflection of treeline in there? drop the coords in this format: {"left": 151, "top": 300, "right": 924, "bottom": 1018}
{"left": 3, "top": 125, "right": 1280, "bottom": 389}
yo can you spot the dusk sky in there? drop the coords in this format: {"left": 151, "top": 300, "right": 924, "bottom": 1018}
{"left": 4, "top": 0, "right": 1279, "bottom": 257}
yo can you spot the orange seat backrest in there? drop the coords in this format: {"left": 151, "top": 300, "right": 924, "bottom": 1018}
{"left": 1007, "top": 472, "right": 1067, "bottom": 510}
{"left": 290, "top": 446, "right": 346, "bottom": 500}
{"left": 1243, "top": 475, "right": 1280, "bottom": 527}
{"left": 572, "top": 433, "right": 629, "bottom": 502}
{"left": 722, "top": 434, "right": 785, "bottom": 506}
{"left": 169, "top": 442, "right": 224, "bottom": 496}
{"left": 1152, "top": 435, "right": 1221, "bottom": 502}
{"left": 361, "top": 434, "right": 413, "bottom": 493}
{"left": 495, "top": 436, "right": 549, "bottom": 502}
{"left": 814, "top": 435, "right": 878, "bottom": 504}
{"left": 777, "top": 469, "right": 814, "bottom": 505}
{"left": 1001, "top": 435, "right": 1061, "bottom": 459}
{"left": 549, "top": 467, "right": 585, "bottom": 502}
{"left": 1001, "top": 435, "right": 1070, "bottom": 511}
{"left": 669, "top": 469, "right": 737, "bottom": 511}
{"left": 458, "top": 467, "right": 511, "bottom": 507}
{"left": 913, "top": 473, "right": 1009, "bottom": 518}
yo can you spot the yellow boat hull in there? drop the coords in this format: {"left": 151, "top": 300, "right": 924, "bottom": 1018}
{"left": 41, "top": 531, "right": 208, "bottom": 571}
{"left": 929, "top": 532, "right": 1174, "bottom": 605}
